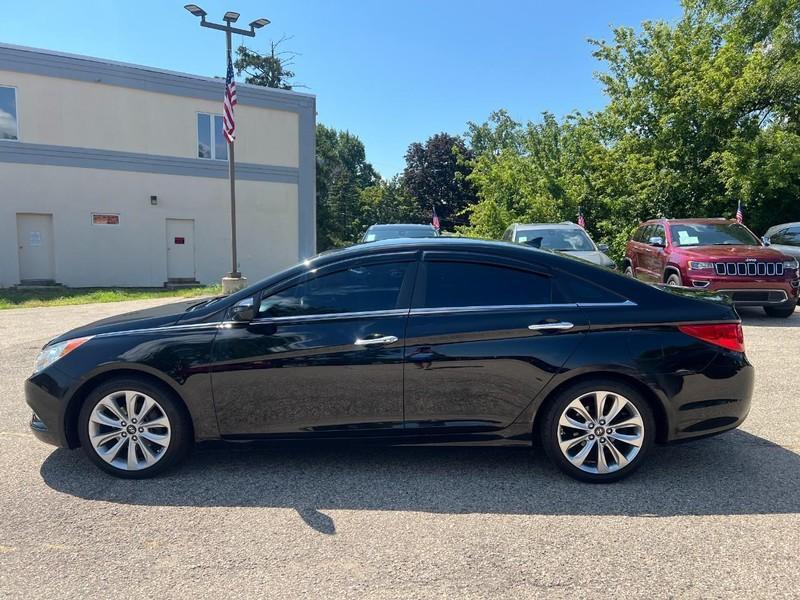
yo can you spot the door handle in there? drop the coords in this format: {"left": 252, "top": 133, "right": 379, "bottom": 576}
{"left": 528, "top": 322, "right": 574, "bottom": 331}
{"left": 355, "top": 335, "right": 399, "bottom": 346}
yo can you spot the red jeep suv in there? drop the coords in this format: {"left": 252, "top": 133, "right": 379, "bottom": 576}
{"left": 624, "top": 218, "right": 799, "bottom": 318}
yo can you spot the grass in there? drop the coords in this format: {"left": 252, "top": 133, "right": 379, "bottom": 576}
{"left": 0, "top": 285, "right": 222, "bottom": 310}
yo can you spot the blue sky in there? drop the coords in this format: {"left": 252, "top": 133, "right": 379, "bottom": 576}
{"left": 0, "top": 0, "right": 682, "bottom": 176}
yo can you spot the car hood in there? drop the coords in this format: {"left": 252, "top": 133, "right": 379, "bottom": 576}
{"left": 560, "top": 250, "right": 615, "bottom": 266}
{"left": 678, "top": 245, "right": 791, "bottom": 261}
{"left": 47, "top": 298, "right": 214, "bottom": 346}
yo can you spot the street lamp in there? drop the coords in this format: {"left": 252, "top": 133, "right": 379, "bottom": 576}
{"left": 184, "top": 5, "right": 269, "bottom": 291}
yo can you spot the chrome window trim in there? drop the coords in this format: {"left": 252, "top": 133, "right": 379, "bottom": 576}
{"left": 409, "top": 300, "right": 636, "bottom": 316}
{"left": 244, "top": 308, "right": 410, "bottom": 326}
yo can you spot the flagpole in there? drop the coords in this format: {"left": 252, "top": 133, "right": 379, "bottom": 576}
{"left": 226, "top": 27, "right": 239, "bottom": 279}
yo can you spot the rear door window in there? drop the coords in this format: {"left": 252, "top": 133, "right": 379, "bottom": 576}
{"left": 418, "top": 261, "right": 551, "bottom": 308}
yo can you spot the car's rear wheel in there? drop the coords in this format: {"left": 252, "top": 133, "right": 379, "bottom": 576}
{"left": 78, "top": 378, "right": 192, "bottom": 478}
{"left": 540, "top": 379, "right": 655, "bottom": 483}
{"left": 763, "top": 302, "right": 797, "bottom": 318}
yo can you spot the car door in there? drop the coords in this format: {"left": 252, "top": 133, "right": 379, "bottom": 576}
{"left": 209, "top": 253, "right": 417, "bottom": 437}
{"left": 630, "top": 225, "right": 652, "bottom": 279}
{"left": 402, "top": 252, "right": 589, "bottom": 434}
{"left": 641, "top": 223, "right": 667, "bottom": 281}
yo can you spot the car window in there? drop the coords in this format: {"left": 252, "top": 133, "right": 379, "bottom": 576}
{"left": 773, "top": 227, "right": 800, "bottom": 246}
{"left": 367, "top": 227, "right": 437, "bottom": 241}
{"left": 258, "top": 262, "right": 410, "bottom": 317}
{"left": 670, "top": 222, "right": 759, "bottom": 247}
{"left": 651, "top": 224, "right": 665, "bottom": 242}
{"left": 517, "top": 228, "right": 595, "bottom": 251}
{"left": 421, "top": 261, "right": 551, "bottom": 308}
{"left": 554, "top": 272, "right": 627, "bottom": 304}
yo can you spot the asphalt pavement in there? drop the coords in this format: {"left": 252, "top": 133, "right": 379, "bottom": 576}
{"left": 0, "top": 300, "right": 798, "bottom": 598}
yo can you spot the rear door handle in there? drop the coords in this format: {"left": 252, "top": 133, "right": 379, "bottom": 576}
{"left": 355, "top": 335, "right": 399, "bottom": 346}
{"left": 528, "top": 322, "right": 574, "bottom": 331}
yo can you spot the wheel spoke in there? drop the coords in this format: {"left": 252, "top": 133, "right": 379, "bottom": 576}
{"left": 604, "top": 395, "right": 624, "bottom": 423}
{"left": 610, "top": 416, "right": 643, "bottom": 430}
{"left": 609, "top": 431, "right": 643, "bottom": 448}
{"left": 594, "top": 392, "right": 607, "bottom": 422}
{"left": 124, "top": 391, "right": 138, "bottom": 420}
{"left": 559, "top": 413, "right": 590, "bottom": 431}
{"left": 135, "top": 395, "right": 156, "bottom": 422}
{"left": 559, "top": 433, "right": 591, "bottom": 452}
{"left": 570, "top": 438, "right": 596, "bottom": 467}
{"left": 90, "top": 429, "right": 123, "bottom": 447}
{"left": 127, "top": 437, "right": 138, "bottom": 469}
{"left": 137, "top": 439, "right": 158, "bottom": 466}
{"left": 568, "top": 401, "right": 594, "bottom": 425}
{"left": 98, "top": 437, "right": 126, "bottom": 464}
{"left": 90, "top": 411, "right": 123, "bottom": 429}
{"left": 140, "top": 430, "right": 170, "bottom": 447}
{"left": 99, "top": 397, "right": 126, "bottom": 422}
{"left": 596, "top": 443, "right": 609, "bottom": 473}
{"left": 605, "top": 438, "right": 629, "bottom": 469}
{"left": 142, "top": 415, "right": 169, "bottom": 429}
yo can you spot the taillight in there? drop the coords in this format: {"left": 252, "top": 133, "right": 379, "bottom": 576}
{"left": 678, "top": 323, "right": 744, "bottom": 353}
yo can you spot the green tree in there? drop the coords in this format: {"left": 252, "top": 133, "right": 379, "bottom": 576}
{"left": 316, "top": 124, "right": 379, "bottom": 250}
{"left": 234, "top": 36, "right": 299, "bottom": 90}
{"left": 360, "top": 177, "right": 424, "bottom": 228}
{"left": 401, "top": 133, "right": 477, "bottom": 230}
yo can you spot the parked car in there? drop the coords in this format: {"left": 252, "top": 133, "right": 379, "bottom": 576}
{"left": 502, "top": 222, "right": 616, "bottom": 269}
{"left": 763, "top": 222, "right": 800, "bottom": 261}
{"left": 361, "top": 223, "right": 439, "bottom": 243}
{"left": 624, "top": 218, "right": 799, "bottom": 318}
{"left": 27, "top": 238, "right": 753, "bottom": 483}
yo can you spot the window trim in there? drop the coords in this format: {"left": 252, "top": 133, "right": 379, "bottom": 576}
{"left": 196, "top": 111, "right": 227, "bottom": 161}
{"left": 0, "top": 85, "right": 19, "bottom": 142}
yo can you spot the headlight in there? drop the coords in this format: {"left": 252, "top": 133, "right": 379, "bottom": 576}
{"left": 33, "top": 336, "right": 93, "bottom": 374}
{"left": 783, "top": 259, "right": 799, "bottom": 271}
{"left": 688, "top": 261, "right": 714, "bottom": 271}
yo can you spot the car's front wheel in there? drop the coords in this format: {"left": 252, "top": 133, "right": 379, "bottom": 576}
{"left": 540, "top": 379, "right": 655, "bottom": 483}
{"left": 78, "top": 378, "right": 192, "bottom": 478}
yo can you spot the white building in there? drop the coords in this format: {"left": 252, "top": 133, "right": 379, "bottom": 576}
{"left": 0, "top": 43, "right": 316, "bottom": 288}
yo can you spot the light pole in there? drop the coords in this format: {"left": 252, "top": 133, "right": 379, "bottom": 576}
{"left": 184, "top": 5, "right": 270, "bottom": 292}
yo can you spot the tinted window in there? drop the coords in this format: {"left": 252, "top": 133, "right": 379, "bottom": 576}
{"left": 364, "top": 226, "right": 437, "bottom": 242}
{"left": 773, "top": 227, "right": 800, "bottom": 246}
{"left": 670, "top": 222, "right": 759, "bottom": 247}
{"left": 555, "top": 272, "right": 626, "bottom": 304}
{"left": 258, "top": 262, "right": 410, "bottom": 317}
{"left": 421, "top": 261, "right": 551, "bottom": 308}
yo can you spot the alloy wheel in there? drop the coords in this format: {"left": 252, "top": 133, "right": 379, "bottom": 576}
{"left": 88, "top": 390, "right": 172, "bottom": 471}
{"left": 557, "top": 390, "right": 644, "bottom": 474}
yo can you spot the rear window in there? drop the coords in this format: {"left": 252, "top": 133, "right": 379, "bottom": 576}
{"left": 420, "top": 261, "right": 551, "bottom": 308}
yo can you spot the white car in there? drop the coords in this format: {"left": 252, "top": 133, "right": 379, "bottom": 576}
{"left": 502, "top": 222, "right": 616, "bottom": 269}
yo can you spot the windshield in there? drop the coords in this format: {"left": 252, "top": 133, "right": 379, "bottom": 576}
{"left": 670, "top": 223, "right": 760, "bottom": 247}
{"left": 364, "top": 227, "right": 438, "bottom": 242}
{"left": 518, "top": 228, "right": 595, "bottom": 252}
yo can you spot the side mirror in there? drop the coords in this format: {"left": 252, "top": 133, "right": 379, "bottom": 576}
{"left": 649, "top": 236, "right": 665, "bottom": 247}
{"left": 597, "top": 243, "right": 609, "bottom": 253}
{"left": 762, "top": 235, "right": 771, "bottom": 246}
{"left": 230, "top": 297, "right": 255, "bottom": 322}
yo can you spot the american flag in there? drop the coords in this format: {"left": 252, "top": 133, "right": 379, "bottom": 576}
{"left": 223, "top": 50, "right": 237, "bottom": 143}
{"left": 736, "top": 200, "right": 743, "bottom": 224}
{"left": 432, "top": 205, "right": 441, "bottom": 231}
{"left": 577, "top": 209, "right": 586, "bottom": 229}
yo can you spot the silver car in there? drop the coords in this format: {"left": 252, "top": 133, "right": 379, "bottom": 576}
{"left": 763, "top": 222, "right": 800, "bottom": 260}
{"left": 502, "top": 222, "right": 616, "bottom": 269}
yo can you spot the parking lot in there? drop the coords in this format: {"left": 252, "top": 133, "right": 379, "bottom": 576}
{"left": 0, "top": 300, "right": 798, "bottom": 599}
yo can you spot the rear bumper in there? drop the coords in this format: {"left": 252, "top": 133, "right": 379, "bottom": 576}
{"left": 662, "top": 352, "right": 754, "bottom": 442}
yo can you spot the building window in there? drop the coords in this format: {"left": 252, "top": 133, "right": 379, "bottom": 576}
{"left": 92, "top": 213, "right": 120, "bottom": 226}
{"left": 197, "top": 113, "right": 228, "bottom": 160}
{"left": 0, "top": 86, "right": 19, "bottom": 141}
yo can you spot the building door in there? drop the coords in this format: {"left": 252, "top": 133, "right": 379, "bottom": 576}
{"left": 16, "top": 213, "right": 55, "bottom": 283}
{"left": 166, "top": 219, "right": 196, "bottom": 281}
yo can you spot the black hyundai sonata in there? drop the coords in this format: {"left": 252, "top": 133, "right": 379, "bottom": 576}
{"left": 26, "top": 238, "right": 753, "bottom": 482}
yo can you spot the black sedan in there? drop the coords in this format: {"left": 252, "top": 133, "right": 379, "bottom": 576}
{"left": 26, "top": 238, "right": 753, "bottom": 482}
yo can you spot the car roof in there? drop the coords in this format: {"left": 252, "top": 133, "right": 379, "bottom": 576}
{"left": 640, "top": 218, "right": 738, "bottom": 226}
{"left": 767, "top": 222, "right": 800, "bottom": 231}
{"left": 367, "top": 223, "right": 434, "bottom": 230}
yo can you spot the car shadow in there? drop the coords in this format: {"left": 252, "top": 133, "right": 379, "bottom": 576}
{"left": 40, "top": 429, "right": 799, "bottom": 534}
{"left": 738, "top": 306, "right": 800, "bottom": 327}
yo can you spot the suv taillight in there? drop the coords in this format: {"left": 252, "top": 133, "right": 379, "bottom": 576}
{"left": 678, "top": 323, "right": 745, "bottom": 353}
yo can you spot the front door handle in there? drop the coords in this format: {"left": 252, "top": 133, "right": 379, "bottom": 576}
{"left": 528, "top": 322, "right": 574, "bottom": 331}
{"left": 355, "top": 335, "right": 399, "bottom": 346}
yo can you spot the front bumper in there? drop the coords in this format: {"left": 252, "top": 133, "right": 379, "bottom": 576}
{"left": 25, "top": 369, "right": 73, "bottom": 448}
{"left": 684, "top": 274, "right": 798, "bottom": 306}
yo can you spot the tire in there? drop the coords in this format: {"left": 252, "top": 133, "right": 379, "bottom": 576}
{"left": 763, "top": 302, "right": 797, "bottom": 318}
{"left": 665, "top": 272, "right": 682, "bottom": 287}
{"left": 77, "top": 377, "right": 192, "bottom": 479}
{"left": 624, "top": 265, "right": 635, "bottom": 278}
{"left": 539, "top": 379, "right": 655, "bottom": 483}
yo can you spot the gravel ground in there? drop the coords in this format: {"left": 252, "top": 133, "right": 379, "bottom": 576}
{"left": 0, "top": 301, "right": 797, "bottom": 599}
